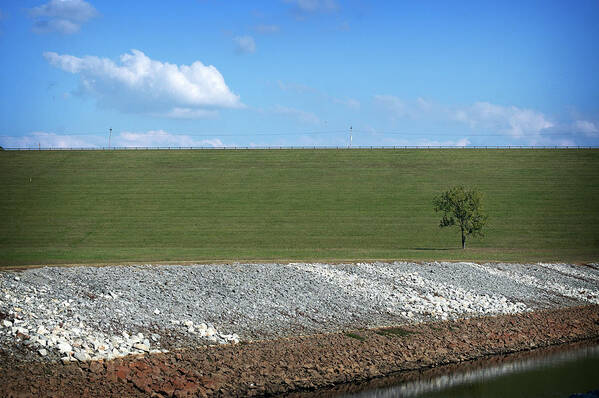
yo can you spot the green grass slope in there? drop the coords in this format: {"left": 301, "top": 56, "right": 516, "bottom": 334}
{"left": 1, "top": 149, "right": 598, "bottom": 266}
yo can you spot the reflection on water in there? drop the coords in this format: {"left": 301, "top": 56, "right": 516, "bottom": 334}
{"left": 294, "top": 339, "right": 599, "bottom": 398}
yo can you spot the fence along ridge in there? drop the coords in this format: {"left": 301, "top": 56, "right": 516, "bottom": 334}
{"left": 1, "top": 145, "right": 598, "bottom": 151}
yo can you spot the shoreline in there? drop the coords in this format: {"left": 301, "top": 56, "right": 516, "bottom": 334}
{"left": 1, "top": 305, "right": 598, "bottom": 397}
{"left": 289, "top": 336, "right": 599, "bottom": 398}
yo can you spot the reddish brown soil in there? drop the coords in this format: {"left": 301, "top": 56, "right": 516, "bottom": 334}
{"left": 1, "top": 305, "right": 598, "bottom": 398}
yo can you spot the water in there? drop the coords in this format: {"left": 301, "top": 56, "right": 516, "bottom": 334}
{"left": 297, "top": 340, "right": 599, "bottom": 398}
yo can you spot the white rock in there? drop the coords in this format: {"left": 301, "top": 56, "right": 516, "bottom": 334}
{"left": 2, "top": 320, "right": 11, "bottom": 328}
{"left": 14, "top": 276, "right": 20, "bottom": 281}
{"left": 183, "top": 320, "right": 193, "bottom": 328}
{"left": 38, "top": 348, "right": 48, "bottom": 356}
{"left": 37, "top": 325, "right": 48, "bottom": 334}
{"left": 205, "top": 326, "right": 216, "bottom": 337}
{"left": 15, "top": 326, "right": 28, "bottom": 335}
{"left": 153, "top": 309, "right": 160, "bottom": 315}
{"left": 74, "top": 352, "right": 91, "bottom": 362}
{"left": 133, "top": 343, "right": 150, "bottom": 352}
{"left": 57, "top": 342, "right": 72, "bottom": 354}
{"left": 96, "top": 344, "right": 108, "bottom": 352}
{"left": 110, "top": 336, "right": 121, "bottom": 345}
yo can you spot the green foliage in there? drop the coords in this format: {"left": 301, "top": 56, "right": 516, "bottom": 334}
{"left": 375, "top": 327, "right": 413, "bottom": 338}
{"left": 344, "top": 332, "right": 366, "bottom": 341}
{"left": 433, "top": 186, "right": 488, "bottom": 249}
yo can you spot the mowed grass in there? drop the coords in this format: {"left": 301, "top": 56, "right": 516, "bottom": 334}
{"left": 0, "top": 149, "right": 598, "bottom": 266}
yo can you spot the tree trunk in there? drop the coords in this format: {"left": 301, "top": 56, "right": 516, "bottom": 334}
{"left": 461, "top": 228, "right": 466, "bottom": 249}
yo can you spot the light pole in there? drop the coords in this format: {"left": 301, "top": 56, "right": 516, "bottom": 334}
{"left": 108, "top": 128, "right": 112, "bottom": 149}
{"left": 349, "top": 126, "right": 352, "bottom": 148}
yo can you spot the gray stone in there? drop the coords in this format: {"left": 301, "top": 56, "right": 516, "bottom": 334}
{"left": 57, "top": 342, "right": 72, "bottom": 354}
{"left": 133, "top": 343, "right": 150, "bottom": 352}
{"left": 74, "top": 351, "right": 91, "bottom": 362}
{"left": 1, "top": 260, "right": 598, "bottom": 364}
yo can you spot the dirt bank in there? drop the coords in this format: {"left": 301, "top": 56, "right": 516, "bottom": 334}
{"left": 1, "top": 305, "right": 598, "bottom": 398}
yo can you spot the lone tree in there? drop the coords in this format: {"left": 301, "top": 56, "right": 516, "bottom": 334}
{"left": 433, "top": 186, "right": 488, "bottom": 249}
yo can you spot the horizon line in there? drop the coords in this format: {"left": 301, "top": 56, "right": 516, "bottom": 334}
{"left": 3, "top": 145, "right": 599, "bottom": 151}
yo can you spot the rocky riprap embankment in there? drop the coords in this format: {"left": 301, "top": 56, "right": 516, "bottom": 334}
{"left": 2, "top": 305, "right": 598, "bottom": 398}
{"left": 1, "top": 261, "right": 598, "bottom": 364}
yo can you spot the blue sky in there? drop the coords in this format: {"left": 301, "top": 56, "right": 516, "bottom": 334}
{"left": 1, "top": 0, "right": 598, "bottom": 148}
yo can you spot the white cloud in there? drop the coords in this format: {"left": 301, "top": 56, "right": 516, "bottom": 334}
{"left": 372, "top": 133, "right": 472, "bottom": 148}
{"left": 234, "top": 35, "right": 256, "bottom": 54}
{"left": 0, "top": 131, "right": 226, "bottom": 149}
{"left": 44, "top": 49, "right": 242, "bottom": 118}
{"left": 419, "top": 138, "right": 471, "bottom": 147}
{"left": 255, "top": 24, "right": 280, "bottom": 34}
{"left": 529, "top": 137, "right": 577, "bottom": 147}
{"left": 0, "top": 9, "right": 5, "bottom": 35}
{"left": 0, "top": 132, "right": 101, "bottom": 148}
{"left": 374, "top": 95, "right": 432, "bottom": 119}
{"left": 277, "top": 80, "right": 317, "bottom": 94}
{"left": 116, "top": 130, "right": 224, "bottom": 148}
{"left": 285, "top": 0, "right": 338, "bottom": 13}
{"left": 162, "top": 108, "right": 218, "bottom": 119}
{"left": 29, "top": 0, "right": 97, "bottom": 34}
{"left": 374, "top": 95, "right": 555, "bottom": 143}
{"left": 573, "top": 120, "right": 599, "bottom": 136}
{"left": 277, "top": 80, "right": 359, "bottom": 109}
{"left": 374, "top": 95, "right": 407, "bottom": 116}
{"left": 454, "top": 102, "right": 553, "bottom": 138}
{"left": 334, "top": 97, "right": 360, "bottom": 109}
{"left": 272, "top": 105, "right": 321, "bottom": 124}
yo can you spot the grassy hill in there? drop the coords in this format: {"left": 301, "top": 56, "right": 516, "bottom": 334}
{"left": 1, "top": 149, "right": 598, "bottom": 266}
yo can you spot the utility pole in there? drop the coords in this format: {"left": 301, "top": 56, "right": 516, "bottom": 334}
{"left": 349, "top": 126, "right": 352, "bottom": 148}
{"left": 108, "top": 128, "right": 112, "bottom": 149}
